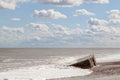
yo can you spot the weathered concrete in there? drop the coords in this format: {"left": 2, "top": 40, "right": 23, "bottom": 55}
{"left": 69, "top": 55, "right": 96, "bottom": 69}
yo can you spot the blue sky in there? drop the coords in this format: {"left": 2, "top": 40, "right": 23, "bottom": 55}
{"left": 0, "top": 0, "right": 120, "bottom": 48}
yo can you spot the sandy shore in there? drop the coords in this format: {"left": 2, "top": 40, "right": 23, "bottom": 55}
{"left": 0, "top": 59, "right": 120, "bottom": 80}
{"left": 50, "top": 61, "right": 120, "bottom": 80}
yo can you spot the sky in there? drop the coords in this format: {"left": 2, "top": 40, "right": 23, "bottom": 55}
{"left": 0, "top": 0, "right": 120, "bottom": 48}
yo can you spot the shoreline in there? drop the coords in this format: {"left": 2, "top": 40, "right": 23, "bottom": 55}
{"left": 0, "top": 60, "right": 120, "bottom": 80}
{"left": 50, "top": 61, "right": 120, "bottom": 80}
{"left": 0, "top": 57, "right": 120, "bottom": 80}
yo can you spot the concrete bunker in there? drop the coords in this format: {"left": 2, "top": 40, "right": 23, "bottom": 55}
{"left": 69, "top": 55, "right": 96, "bottom": 69}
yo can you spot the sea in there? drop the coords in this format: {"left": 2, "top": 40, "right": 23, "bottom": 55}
{"left": 0, "top": 48, "right": 120, "bottom": 80}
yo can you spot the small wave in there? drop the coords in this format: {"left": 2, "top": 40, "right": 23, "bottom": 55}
{"left": 2, "top": 59, "right": 15, "bottom": 63}
{"left": 97, "top": 54, "right": 120, "bottom": 63}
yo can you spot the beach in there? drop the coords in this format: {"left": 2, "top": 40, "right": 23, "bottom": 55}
{"left": 0, "top": 48, "right": 120, "bottom": 80}
{"left": 53, "top": 61, "right": 120, "bottom": 80}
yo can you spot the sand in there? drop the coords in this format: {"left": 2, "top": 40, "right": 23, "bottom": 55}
{"left": 50, "top": 61, "right": 120, "bottom": 80}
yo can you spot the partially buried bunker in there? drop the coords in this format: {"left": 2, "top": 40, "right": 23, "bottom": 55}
{"left": 69, "top": 55, "right": 96, "bottom": 69}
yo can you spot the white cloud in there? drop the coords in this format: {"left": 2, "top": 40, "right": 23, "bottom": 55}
{"left": 2, "top": 26, "right": 24, "bottom": 33}
{"left": 88, "top": 18, "right": 108, "bottom": 26}
{"left": 28, "top": 23, "right": 54, "bottom": 41}
{"left": 74, "top": 9, "right": 95, "bottom": 16}
{"left": 0, "top": 0, "right": 109, "bottom": 10}
{"left": 52, "top": 24, "right": 70, "bottom": 35}
{"left": 108, "top": 9, "right": 120, "bottom": 15}
{"left": 90, "top": 27, "right": 120, "bottom": 44}
{"left": 33, "top": 9, "right": 67, "bottom": 19}
{"left": 33, "top": 36, "right": 41, "bottom": 41}
{"left": 108, "top": 9, "right": 120, "bottom": 25}
{"left": 84, "top": 0, "right": 109, "bottom": 4}
{"left": 0, "top": 0, "right": 28, "bottom": 10}
{"left": 0, "top": 22, "right": 120, "bottom": 47}
{"left": 11, "top": 18, "right": 21, "bottom": 21}
{"left": 29, "top": 23, "right": 49, "bottom": 32}
{"left": 76, "top": 24, "right": 81, "bottom": 27}
{"left": 34, "top": 0, "right": 83, "bottom": 7}
{"left": 51, "top": 23, "right": 120, "bottom": 47}
{"left": 89, "top": 25, "right": 117, "bottom": 34}
{"left": 34, "top": 0, "right": 109, "bottom": 7}
{"left": 52, "top": 24, "right": 83, "bottom": 39}
{"left": 71, "top": 28, "right": 83, "bottom": 35}
{"left": 0, "top": 25, "right": 25, "bottom": 44}
{"left": 110, "top": 19, "right": 120, "bottom": 25}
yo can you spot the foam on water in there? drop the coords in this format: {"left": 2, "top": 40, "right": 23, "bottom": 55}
{"left": 0, "top": 65, "right": 92, "bottom": 80}
{"left": 0, "top": 55, "right": 94, "bottom": 80}
{"left": 0, "top": 52, "right": 120, "bottom": 80}
{"left": 96, "top": 54, "right": 120, "bottom": 63}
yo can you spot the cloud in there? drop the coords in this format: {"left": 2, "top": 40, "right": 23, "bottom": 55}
{"left": 71, "top": 28, "right": 83, "bottom": 36}
{"left": 29, "top": 23, "right": 49, "bottom": 32}
{"left": 33, "top": 9, "right": 67, "bottom": 19}
{"left": 108, "top": 9, "right": 120, "bottom": 25}
{"left": 0, "top": 0, "right": 109, "bottom": 10}
{"left": 32, "top": 36, "right": 41, "bottom": 41}
{"left": 27, "top": 23, "right": 83, "bottom": 42}
{"left": 52, "top": 24, "right": 83, "bottom": 36}
{"left": 74, "top": 9, "right": 95, "bottom": 16}
{"left": 11, "top": 18, "right": 21, "bottom": 21}
{"left": 34, "top": 0, "right": 83, "bottom": 7}
{"left": 28, "top": 23, "right": 54, "bottom": 41}
{"left": 2, "top": 26, "right": 24, "bottom": 33}
{"left": 76, "top": 24, "right": 81, "bottom": 27}
{"left": 84, "top": 0, "right": 109, "bottom": 4}
{"left": 88, "top": 25, "right": 117, "bottom": 34}
{"left": 42, "top": 24, "right": 120, "bottom": 47}
{"left": 87, "top": 25, "right": 120, "bottom": 45}
{"left": 0, "top": 0, "right": 28, "bottom": 10}
{"left": 34, "top": 0, "right": 109, "bottom": 7}
{"left": 88, "top": 18, "right": 108, "bottom": 26}
{"left": 0, "top": 22, "right": 120, "bottom": 47}
{"left": 52, "top": 24, "right": 70, "bottom": 36}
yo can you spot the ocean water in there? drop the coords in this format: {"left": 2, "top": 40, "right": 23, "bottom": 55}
{"left": 0, "top": 48, "right": 120, "bottom": 80}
